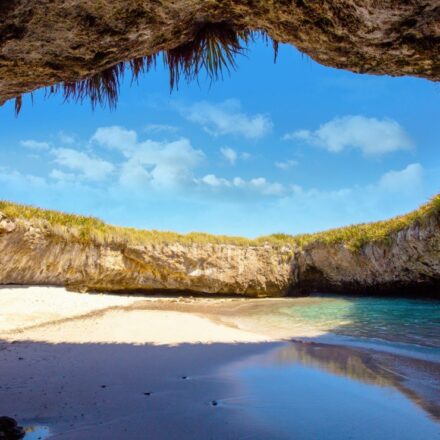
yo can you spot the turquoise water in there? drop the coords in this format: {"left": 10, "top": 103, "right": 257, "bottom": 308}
{"left": 216, "top": 296, "right": 440, "bottom": 438}
{"left": 225, "top": 295, "right": 440, "bottom": 360}
{"left": 3, "top": 295, "right": 439, "bottom": 439}
{"left": 282, "top": 296, "right": 440, "bottom": 346}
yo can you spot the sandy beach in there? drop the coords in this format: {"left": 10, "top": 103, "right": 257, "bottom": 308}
{"left": 1, "top": 287, "right": 439, "bottom": 439}
{"left": 0, "top": 286, "right": 271, "bottom": 345}
{"left": 0, "top": 287, "right": 281, "bottom": 439}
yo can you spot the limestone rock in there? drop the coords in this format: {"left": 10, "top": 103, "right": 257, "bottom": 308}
{"left": 0, "top": 1, "right": 439, "bottom": 104}
{"left": 292, "top": 214, "right": 440, "bottom": 295}
{"left": 0, "top": 209, "right": 438, "bottom": 296}
{"left": 0, "top": 214, "right": 16, "bottom": 233}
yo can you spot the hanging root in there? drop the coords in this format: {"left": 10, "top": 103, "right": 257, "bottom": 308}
{"left": 14, "top": 23, "right": 279, "bottom": 114}
{"left": 14, "top": 95, "right": 22, "bottom": 116}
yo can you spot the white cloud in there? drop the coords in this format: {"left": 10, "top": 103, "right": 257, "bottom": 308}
{"left": 49, "top": 169, "right": 77, "bottom": 182}
{"left": 238, "top": 177, "right": 285, "bottom": 196}
{"left": 91, "top": 126, "right": 138, "bottom": 151}
{"left": 378, "top": 163, "right": 423, "bottom": 193}
{"left": 89, "top": 126, "right": 295, "bottom": 197}
{"left": 283, "top": 129, "right": 310, "bottom": 142}
{"left": 275, "top": 159, "right": 298, "bottom": 170}
{"left": 284, "top": 115, "right": 413, "bottom": 155}
{"left": 144, "top": 124, "right": 178, "bottom": 134}
{"left": 58, "top": 132, "right": 75, "bottom": 145}
{"left": 119, "top": 161, "right": 152, "bottom": 188}
{"left": 51, "top": 148, "right": 114, "bottom": 182}
{"left": 200, "top": 174, "right": 232, "bottom": 188}
{"left": 199, "top": 174, "right": 285, "bottom": 196}
{"left": 90, "top": 125, "right": 283, "bottom": 194}
{"left": 220, "top": 147, "right": 238, "bottom": 165}
{"left": 182, "top": 99, "right": 273, "bottom": 139}
{"left": 91, "top": 126, "right": 206, "bottom": 190}
{"left": 9, "top": 126, "right": 429, "bottom": 237}
{"left": 0, "top": 132, "right": 432, "bottom": 239}
{"left": 20, "top": 140, "right": 50, "bottom": 151}
{"left": 119, "top": 139, "right": 205, "bottom": 189}
{"left": 0, "top": 167, "right": 46, "bottom": 187}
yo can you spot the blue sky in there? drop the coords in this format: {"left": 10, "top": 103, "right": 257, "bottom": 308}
{"left": 0, "top": 37, "right": 439, "bottom": 237}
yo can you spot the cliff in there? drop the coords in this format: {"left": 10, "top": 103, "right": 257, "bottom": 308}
{"left": 0, "top": 197, "right": 439, "bottom": 297}
{"left": 292, "top": 211, "right": 440, "bottom": 295}
{"left": 1, "top": 0, "right": 439, "bottom": 106}
{"left": 0, "top": 209, "right": 292, "bottom": 296}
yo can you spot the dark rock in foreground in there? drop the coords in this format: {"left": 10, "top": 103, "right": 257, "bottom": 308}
{"left": 0, "top": 1, "right": 439, "bottom": 105}
{"left": 0, "top": 417, "right": 25, "bottom": 440}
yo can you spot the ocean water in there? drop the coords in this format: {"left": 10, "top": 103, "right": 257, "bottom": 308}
{"left": 221, "top": 348, "right": 440, "bottom": 440}
{"left": 3, "top": 293, "right": 439, "bottom": 439}
{"left": 214, "top": 295, "right": 440, "bottom": 439}
{"left": 23, "top": 425, "right": 51, "bottom": 439}
{"left": 220, "top": 295, "right": 440, "bottom": 361}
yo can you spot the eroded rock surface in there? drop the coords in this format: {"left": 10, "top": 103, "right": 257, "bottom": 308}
{"left": 292, "top": 213, "right": 440, "bottom": 295}
{"left": 1, "top": 0, "right": 439, "bottom": 104}
{"left": 0, "top": 209, "right": 438, "bottom": 296}
{"left": 0, "top": 213, "right": 292, "bottom": 296}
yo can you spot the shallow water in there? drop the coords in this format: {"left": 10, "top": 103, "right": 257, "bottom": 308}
{"left": 221, "top": 342, "right": 440, "bottom": 439}
{"left": 210, "top": 294, "right": 440, "bottom": 438}
{"left": 4, "top": 293, "right": 439, "bottom": 439}
{"left": 219, "top": 295, "right": 440, "bottom": 360}
{"left": 24, "top": 425, "right": 51, "bottom": 439}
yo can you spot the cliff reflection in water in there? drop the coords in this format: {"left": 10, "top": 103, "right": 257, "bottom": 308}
{"left": 272, "top": 341, "right": 440, "bottom": 421}
{"left": 219, "top": 340, "right": 440, "bottom": 439}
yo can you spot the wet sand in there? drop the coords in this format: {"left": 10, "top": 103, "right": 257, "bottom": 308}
{"left": 0, "top": 287, "right": 439, "bottom": 439}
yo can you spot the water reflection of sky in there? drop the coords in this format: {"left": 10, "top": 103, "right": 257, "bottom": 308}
{"left": 219, "top": 342, "right": 440, "bottom": 440}
{"left": 24, "top": 425, "right": 50, "bottom": 439}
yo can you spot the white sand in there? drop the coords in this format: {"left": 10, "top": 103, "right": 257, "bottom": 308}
{"left": 0, "top": 286, "right": 269, "bottom": 344}
{"left": 0, "top": 286, "right": 279, "bottom": 439}
{"left": 2, "top": 286, "right": 433, "bottom": 439}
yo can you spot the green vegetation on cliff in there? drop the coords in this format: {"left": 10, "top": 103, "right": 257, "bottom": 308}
{"left": 266, "top": 194, "right": 440, "bottom": 250}
{"left": 0, "top": 194, "right": 439, "bottom": 250}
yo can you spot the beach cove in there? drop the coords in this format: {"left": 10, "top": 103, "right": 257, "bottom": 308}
{"left": 1, "top": 287, "right": 439, "bottom": 439}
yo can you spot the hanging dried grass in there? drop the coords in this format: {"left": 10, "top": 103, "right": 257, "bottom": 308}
{"left": 14, "top": 23, "right": 278, "bottom": 114}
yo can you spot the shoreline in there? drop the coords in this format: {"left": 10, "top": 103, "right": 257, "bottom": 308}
{"left": 2, "top": 286, "right": 438, "bottom": 359}
{"left": 0, "top": 286, "right": 272, "bottom": 345}
{"left": 1, "top": 286, "right": 439, "bottom": 438}
{"left": 0, "top": 287, "right": 283, "bottom": 438}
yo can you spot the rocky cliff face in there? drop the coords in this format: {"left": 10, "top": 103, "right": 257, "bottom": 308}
{"left": 292, "top": 212, "right": 440, "bottom": 295}
{"left": 0, "top": 213, "right": 292, "bottom": 296}
{"left": 1, "top": 0, "right": 439, "bottom": 104}
{"left": 0, "top": 210, "right": 439, "bottom": 297}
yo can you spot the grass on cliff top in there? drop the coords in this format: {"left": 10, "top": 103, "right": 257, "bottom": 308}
{"left": 0, "top": 194, "right": 439, "bottom": 250}
{"left": 272, "top": 193, "right": 440, "bottom": 250}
